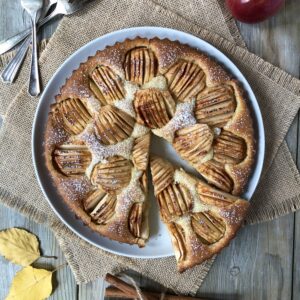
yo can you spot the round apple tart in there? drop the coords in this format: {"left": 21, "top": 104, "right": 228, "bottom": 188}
{"left": 44, "top": 38, "right": 256, "bottom": 272}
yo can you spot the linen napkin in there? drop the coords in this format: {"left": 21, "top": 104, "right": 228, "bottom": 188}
{"left": 0, "top": 0, "right": 299, "bottom": 295}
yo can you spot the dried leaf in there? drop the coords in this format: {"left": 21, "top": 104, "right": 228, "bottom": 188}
{"left": 0, "top": 228, "right": 40, "bottom": 266}
{"left": 6, "top": 266, "right": 52, "bottom": 300}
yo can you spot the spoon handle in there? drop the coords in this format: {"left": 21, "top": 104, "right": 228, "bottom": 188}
{"left": 28, "top": 17, "right": 40, "bottom": 96}
{"left": 1, "top": 37, "right": 30, "bottom": 83}
{"left": 0, "top": 8, "right": 61, "bottom": 83}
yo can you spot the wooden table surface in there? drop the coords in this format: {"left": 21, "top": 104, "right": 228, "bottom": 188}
{"left": 0, "top": 1, "right": 299, "bottom": 299}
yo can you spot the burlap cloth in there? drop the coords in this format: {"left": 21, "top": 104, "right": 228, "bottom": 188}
{"left": 0, "top": 0, "right": 300, "bottom": 295}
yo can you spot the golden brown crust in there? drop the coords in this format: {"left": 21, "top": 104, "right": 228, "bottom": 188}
{"left": 44, "top": 37, "right": 256, "bottom": 260}
{"left": 223, "top": 81, "right": 256, "bottom": 195}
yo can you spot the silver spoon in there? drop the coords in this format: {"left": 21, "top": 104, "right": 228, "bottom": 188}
{"left": 0, "top": 0, "right": 93, "bottom": 55}
{"left": 1, "top": 0, "right": 93, "bottom": 84}
{"left": 21, "top": 0, "right": 44, "bottom": 96}
{"left": 1, "top": 0, "right": 57, "bottom": 84}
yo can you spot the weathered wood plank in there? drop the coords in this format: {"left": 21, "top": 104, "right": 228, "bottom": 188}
{"left": 78, "top": 280, "right": 106, "bottom": 300}
{"left": 0, "top": 204, "right": 77, "bottom": 299}
{"left": 275, "top": 3, "right": 300, "bottom": 299}
{"left": 241, "top": 1, "right": 300, "bottom": 300}
{"left": 294, "top": 121, "right": 300, "bottom": 299}
{"left": 198, "top": 215, "right": 294, "bottom": 300}
{"left": 237, "top": 1, "right": 300, "bottom": 71}
{"left": 292, "top": 45, "right": 300, "bottom": 300}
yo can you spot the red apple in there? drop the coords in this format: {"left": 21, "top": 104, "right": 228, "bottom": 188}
{"left": 226, "top": 0, "right": 285, "bottom": 23}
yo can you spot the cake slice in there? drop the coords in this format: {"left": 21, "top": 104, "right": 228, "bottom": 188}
{"left": 150, "top": 156, "right": 249, "bottom": 272}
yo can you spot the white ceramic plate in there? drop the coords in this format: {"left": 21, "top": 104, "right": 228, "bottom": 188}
{"left": 32, "top": 27, "right": 265, "bottom": 259}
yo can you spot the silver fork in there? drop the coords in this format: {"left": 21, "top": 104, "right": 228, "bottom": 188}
{"left": 1, "top": 0, "right": 93, "bottom": 84}
{"left": 0, "top": 0, "right": 57, "bottom": 85}
{"left": 0, "top": 0, "right": 93, "bottom": 55}
{"left": 21, "top": 0, "right": 44, "bottom": 96}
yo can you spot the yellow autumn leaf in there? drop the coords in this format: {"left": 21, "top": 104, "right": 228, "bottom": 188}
{"left": 6, "top": 266, "right": 52, "bottom": 300}
{"left": 0, "top": 228, "right": 40, "bottom": 266}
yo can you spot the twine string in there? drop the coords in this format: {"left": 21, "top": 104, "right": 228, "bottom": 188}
{"left": 160, "top": 289, "right": 167, "bottom": 300}
{"left": 122, "top": 274, "right": 168, "bottom": 300}
{"left": 122, "top": 274, "right": 145, "bottom": 300}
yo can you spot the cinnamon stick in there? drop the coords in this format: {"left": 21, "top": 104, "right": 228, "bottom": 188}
{"left": 105, "top": 287, "right": 208, "bottom": 300}
{"left": 105, "top": 273, "right": 157, "bottom": 300}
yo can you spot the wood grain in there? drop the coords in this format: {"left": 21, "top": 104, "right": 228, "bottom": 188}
{"left": 236, "top": 1, "right": 300, "bottom": 300}
{"left": 78, "top": 280, "right": 106, "bottom": 300}
{"left": 0, "top": 1, "right": 76, "bottom": 299}
{"left": 0, "top": 0, "right": 299, "bottom": 299}
{"left": 198, "top": 217, "right": 294, "bottom": 300}
{"left": 0, "top": 204, "right": 77, "bottom": 300}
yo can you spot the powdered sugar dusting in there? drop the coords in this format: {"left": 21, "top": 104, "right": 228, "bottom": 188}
{"left": 190, "top": 237, "right": 206, "bottom": 256}
{"left": 219, "top": 204, "right": 244, "bottom": 225}
{"left": 230, "top": 114, "right": 248, "bottom": 133}
{"left": 59, "top": 177, "right": 91, "bottom": 202}
{"left": 158, "top": 44, "right": 183, "bottom": 69}
{"left": 82, "top": 131, "right": 133, "bottom": 161}
{"left": 116, "top": 169, "right": 145, "bottom": 215}
{"left": 231, "top": 165, "right": 251, "bottom": 182}
{"left": 153, "top": 101, "right": 196, "bottom": 142}
{"left": 114, "top": 81, "right": 139, "bottom": 117}
{"left": 124, "top": 80, "right": 139, "bottom": 100}
{"left": 78, "top": 123, "right": 134, "bottom": 179}
{"left": 81, "top": 131, "right": 134, "bottom": 179}
{"left": 104, "top": 47, "right": 124, "bottom": 76}
{"left": 142, "top": 75, "right": 168, "bottom": 90}
{"left": 76, "top": 84, "right": 93, "bottom": 99}
{"left": 114, "top": 98, "right": 135, "bottom": 117}
{"left": 132, "top": 123, "right": 150, "bottom": 138}
{"left": 46, "top": 125, "right": 69, "bottom": 146}
{"left": 107, "top": 220, "right": 127, "bottom": 236}
{"left": 209, "top": 65, "right": 230, "bottom": 83}
{"left": 85, "top": 96, "right": 101, "bottom": 113}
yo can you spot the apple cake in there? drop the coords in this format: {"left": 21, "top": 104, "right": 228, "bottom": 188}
{"left": 44, "top": 37, "right": 256, "bottom": 271}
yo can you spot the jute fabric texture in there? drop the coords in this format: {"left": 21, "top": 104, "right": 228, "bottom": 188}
{"left": 0, "top": 0, "right": 299, "bottom": 294}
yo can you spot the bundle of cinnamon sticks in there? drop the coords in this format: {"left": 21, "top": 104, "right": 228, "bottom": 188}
{"left": 105, "top": 273, "right": 207, "bottom": 300}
